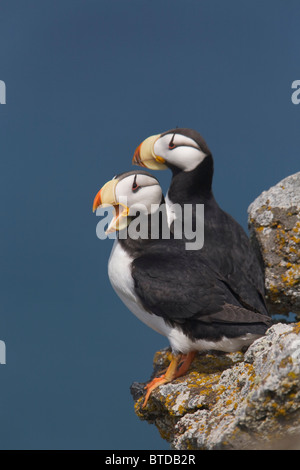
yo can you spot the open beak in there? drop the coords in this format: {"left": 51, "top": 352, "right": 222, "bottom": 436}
{"left": 93, "top": 179, "right": 130, "bottom": 234}
{"left": 132, "top": 134, "right": 168, "bottom": 170}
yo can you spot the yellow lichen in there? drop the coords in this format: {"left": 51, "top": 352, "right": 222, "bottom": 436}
{"left": 287, "top": 371, "right": 298, "bottom": 381}
{"left": 279, "top": 356, "right": 293, "bottom": 368}
{"left": 281, "top": 265, "right": 300, "bottom": 288}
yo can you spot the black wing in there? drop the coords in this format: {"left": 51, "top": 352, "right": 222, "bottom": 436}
{"left": 131, "top": 245, "right": 271, "bottom": 341}
{"left": 195, "top": 201, "right": 269, "bottom": 316}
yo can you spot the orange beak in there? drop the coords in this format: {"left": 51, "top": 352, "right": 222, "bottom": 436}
{"left": 132, "top": 143, "right": 146, "bottom": 167}
{"left": 92, "top": 179, "right": 118, "bottom": 213}
{"left": 132, "top": 134, "right": 168, "bottom": 170}
{"left": 92, "top": 189, "right": 102, "bottom": 213}
{"left": 92, "top": 178, "right": 130, "bottom": 234}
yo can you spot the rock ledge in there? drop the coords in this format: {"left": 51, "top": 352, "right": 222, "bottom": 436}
{"left": 132, "top": 173, "right": 300, "bottom": 449}
{"left": 132, "top": 322, "right": 300, "bottom": 450}
{"left": 248, "top": 172, "right": 300, "bottom": 315}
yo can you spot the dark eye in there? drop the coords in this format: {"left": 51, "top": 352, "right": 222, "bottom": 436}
{"left": 169, "top": 133, "right": 176, "bottom": 149}
{"left": 132, "top": 175, "right": 140, "bottom": 192}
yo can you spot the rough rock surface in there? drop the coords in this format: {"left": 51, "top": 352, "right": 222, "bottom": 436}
{"left": 248, "top": 172, "right": 300, "bottom": 316}
{"left": 131, "top": 323, "right": 300, "bottom": 449}
{"left": 132, "top": 173, "right": 300, "bottom": 449}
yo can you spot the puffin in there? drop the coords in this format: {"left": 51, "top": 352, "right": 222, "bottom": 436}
{"left": 132, "top": 128, "right": 270, "bottom": 318}
{"left": 93, "top": 169, "right": 271, "bottom": 407}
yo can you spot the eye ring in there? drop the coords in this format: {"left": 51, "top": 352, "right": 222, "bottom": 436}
{"left": 132, "top": 182, "right": 140, "bottom": 192}
{"left": 132, "top": 174, "right": 140, "bottom": 192}
{"left": 168, "top": 132, "right": 176, "bottom": 149}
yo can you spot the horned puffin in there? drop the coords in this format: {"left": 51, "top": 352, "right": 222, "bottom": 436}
{"left": 93, "top": 170, "right": 271, "bottom": 407}
{"left": 133, "top": 128, "right": 270, "bottom": 318}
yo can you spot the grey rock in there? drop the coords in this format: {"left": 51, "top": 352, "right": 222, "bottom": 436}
{"left": 248, "top": 172, "right": 300, "bottom": 315}
{"left": 133, "top": 323, "right": 300, "bottom": 450}
{"left": 132, "top": 173, "right": 300, "bottom": 449}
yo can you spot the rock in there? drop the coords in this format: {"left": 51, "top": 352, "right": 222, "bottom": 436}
{"left": 131, "top": 323, "right": 300, "bottom": 450}
{"left": 248, "top": 172, "right": 300, "bottom": 316}
{"left": 132, "top": 173, "right": 300, "bottom": 448}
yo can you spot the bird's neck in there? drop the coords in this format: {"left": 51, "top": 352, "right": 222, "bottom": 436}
{"left": 168, "top": 154, "right": 214, "bottom": 203}
{"left": 118, "top": 198, "right": 170, "bottom": 256}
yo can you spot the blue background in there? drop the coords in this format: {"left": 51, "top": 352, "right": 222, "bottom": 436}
{"left": 0, "top": 0, "right": 299, "bottom": 449}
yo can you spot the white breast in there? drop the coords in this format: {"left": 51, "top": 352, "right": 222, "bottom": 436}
{"left": 108, "top": 240, "right": 171, "bottom": 337}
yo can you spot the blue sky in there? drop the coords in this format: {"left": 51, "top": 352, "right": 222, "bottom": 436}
{"left": 0, "top": 0, "right": 299, "bottom": 449}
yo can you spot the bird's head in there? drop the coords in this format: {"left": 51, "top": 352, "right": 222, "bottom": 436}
{"left": 93, "top": 170, "right": 162, "bottom": 233}
{"left": 132, "top": 128, "right": 212, "bottom": 173}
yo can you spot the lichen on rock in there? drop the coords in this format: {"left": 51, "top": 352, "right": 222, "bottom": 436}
{"left": 131, "top": 323, "right": 300, "bottom": 449}
{"left": 131, "top": 172, "right": 300, "bottom": 449}
{"left": 248, "top": 172, "right": 300, "bottom": 316}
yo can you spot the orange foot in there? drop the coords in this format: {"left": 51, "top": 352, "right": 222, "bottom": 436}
{"left": 142, "top": 351, "right": 196, "bottom": 408}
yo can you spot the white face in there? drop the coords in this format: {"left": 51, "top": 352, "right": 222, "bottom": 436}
{"left": 154, "top": 133, "right": 207, "bottom": 172}
{"left": 115, "top": 173, "right": 162, "bottom": 216}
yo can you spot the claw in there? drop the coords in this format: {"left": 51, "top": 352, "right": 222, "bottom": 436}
{"left": 142, "top": 351, "right": 196, "bottom": 408}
